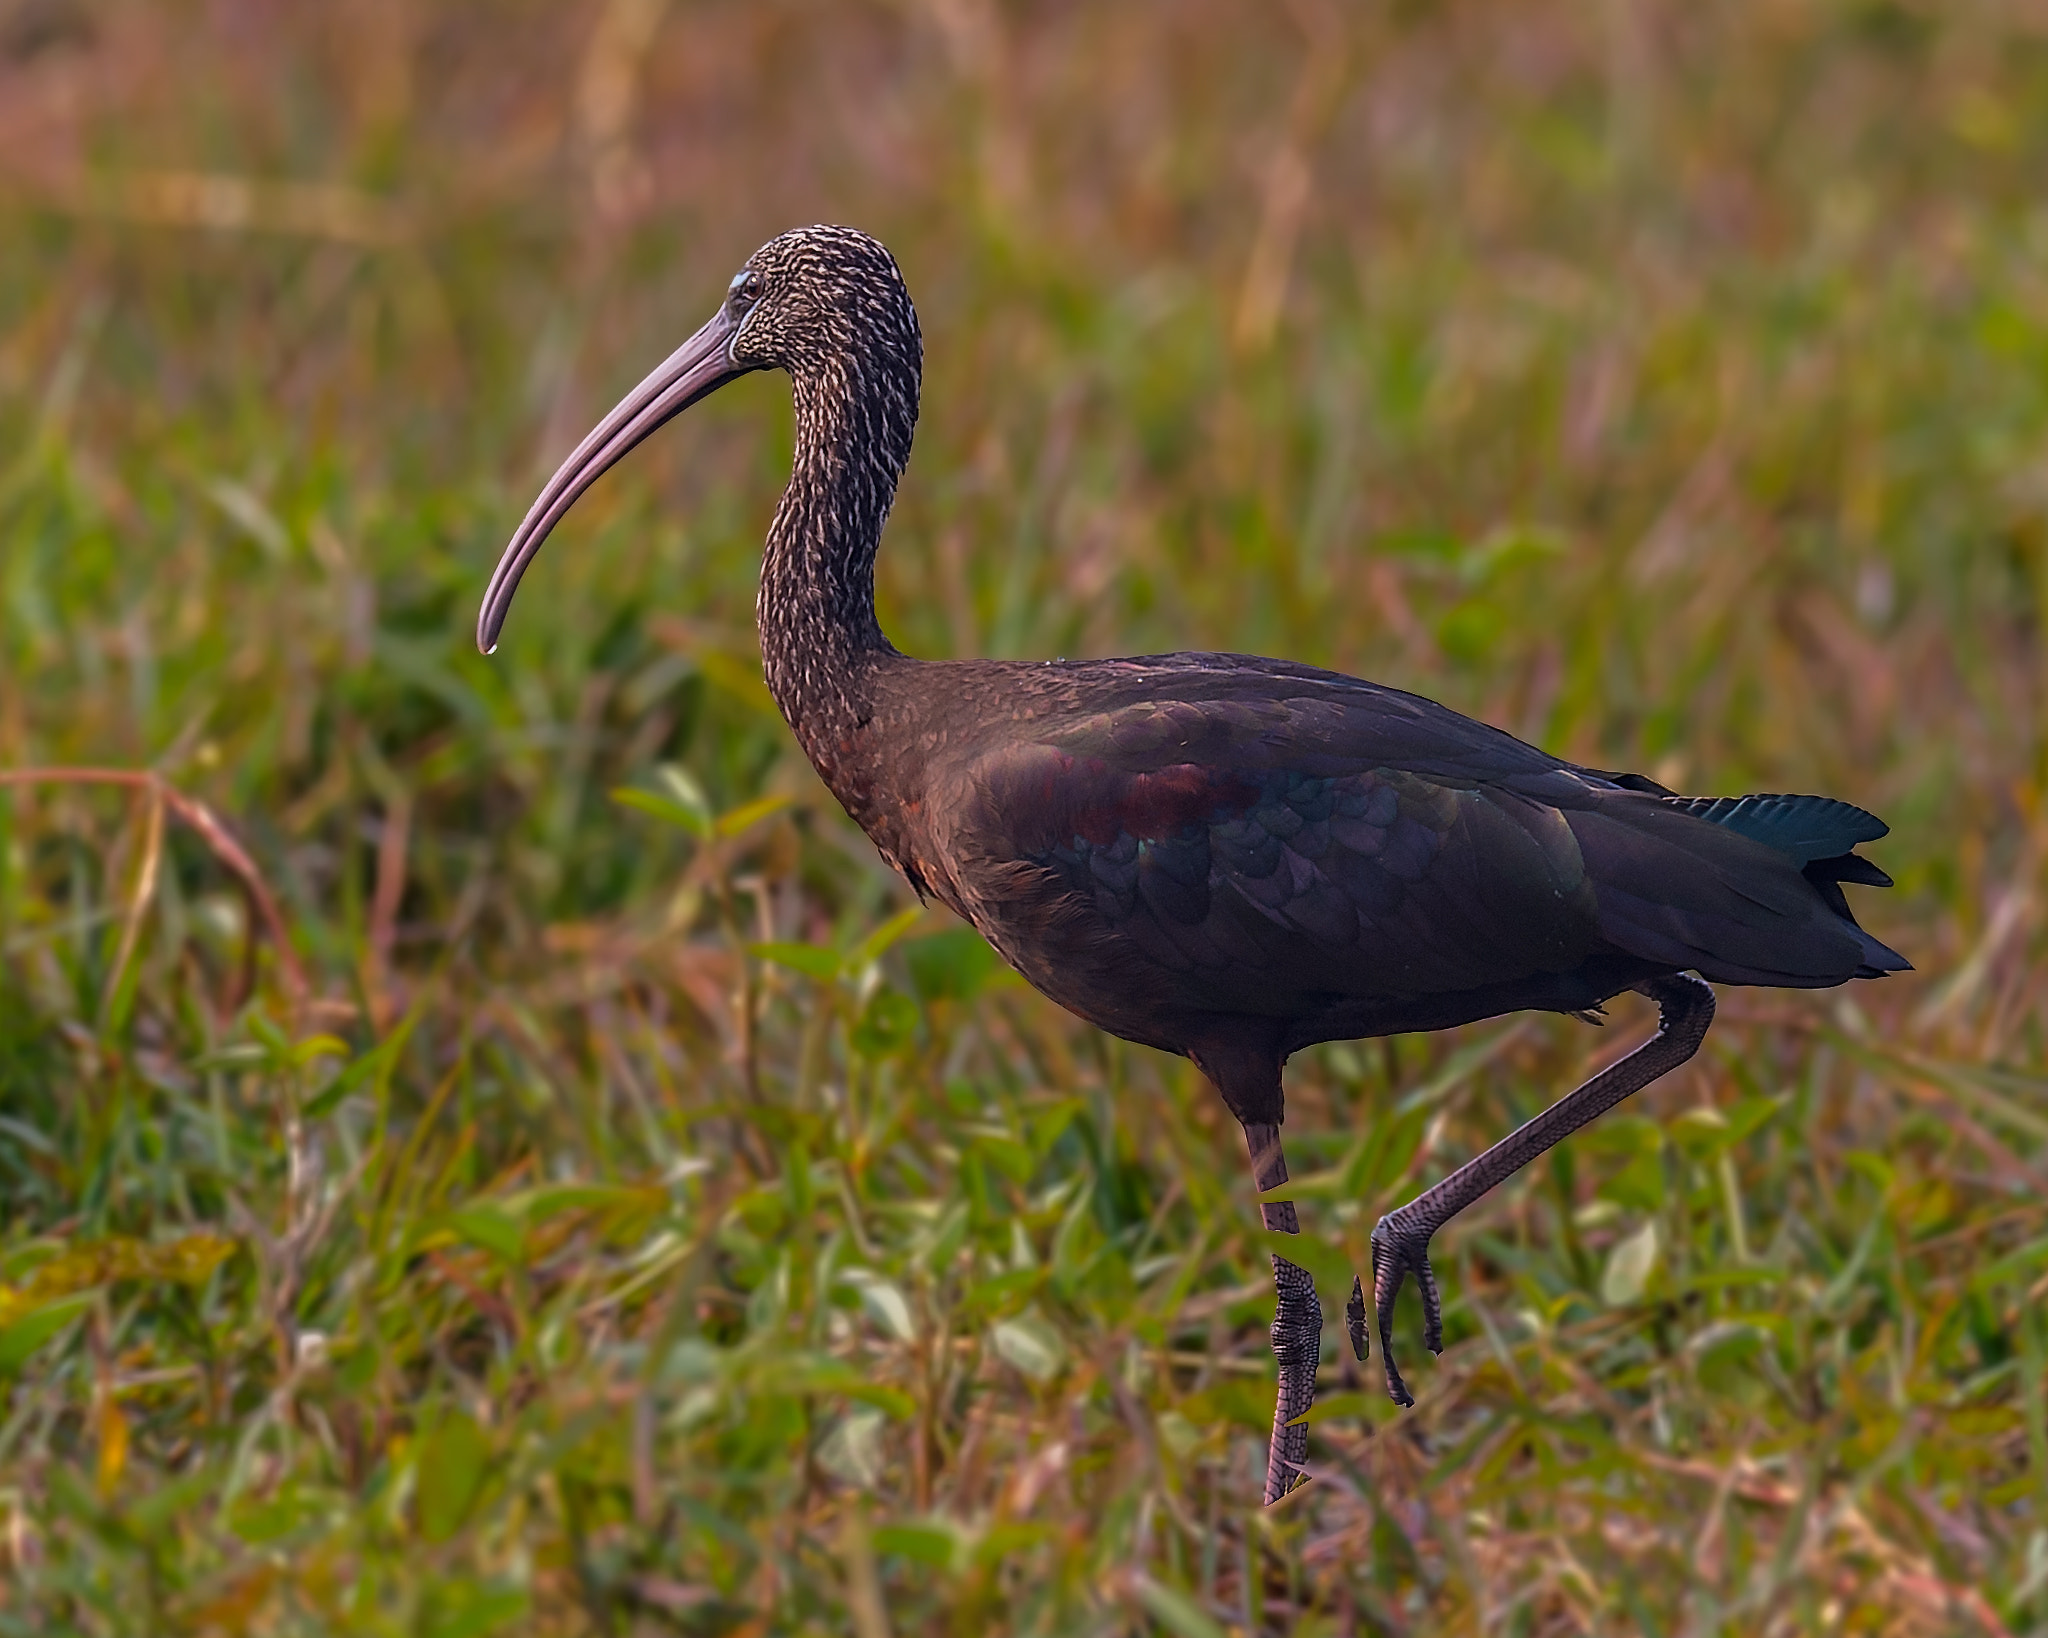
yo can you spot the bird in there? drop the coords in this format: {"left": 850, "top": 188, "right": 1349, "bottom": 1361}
{"left": 477, "top": 225, "right": 1907, "bottom": 1505}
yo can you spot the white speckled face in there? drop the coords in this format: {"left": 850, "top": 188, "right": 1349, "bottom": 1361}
{"left": 721, "top": 226, "right": 921, "bottom": 382}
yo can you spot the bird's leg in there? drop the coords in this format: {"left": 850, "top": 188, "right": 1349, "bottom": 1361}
{"left": 1243, "top": 1120, "right": 1321, "bottom": 1503}
{"left": 1371, "top": 972, "right": 1716, "bottom": 1406}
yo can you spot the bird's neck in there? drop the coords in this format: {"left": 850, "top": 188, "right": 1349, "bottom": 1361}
{"left": 757, "top": 353, "right": 916, "bottom": 786}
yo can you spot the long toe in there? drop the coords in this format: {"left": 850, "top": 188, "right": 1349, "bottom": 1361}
{"left": 1370, "top": 1230, "right": 1414, "bottom": 1407}
{"left": 1416, "top": 1251, "right": 1445, "bottom": 1357}
{"left": 1380, "top": 1344, "right": 1414, "bottom": 1408}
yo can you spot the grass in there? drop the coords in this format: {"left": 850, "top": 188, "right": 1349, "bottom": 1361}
{"left": 0, "top": 0, "right": 2046, "bottom": 1631}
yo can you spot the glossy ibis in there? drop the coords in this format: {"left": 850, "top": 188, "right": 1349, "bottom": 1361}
{"left": 478, "top": 226, "right": 1906, "bottom": 1503}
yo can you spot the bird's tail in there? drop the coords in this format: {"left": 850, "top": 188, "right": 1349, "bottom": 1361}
{"left": 1666, "top": 793, "right": 1909, "bottom": 977}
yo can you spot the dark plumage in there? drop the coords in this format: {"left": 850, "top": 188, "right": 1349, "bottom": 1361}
{"left": 479, "top": 225, "right": 1906, "bottom": 1504}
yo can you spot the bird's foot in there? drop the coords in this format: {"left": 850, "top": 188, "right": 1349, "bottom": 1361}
{"left": 1264, "top": 1254, "right": 1322, "bottom": 1503}
{"left": 1369, "top": 1204, "right": 1444, "bottom": 1408}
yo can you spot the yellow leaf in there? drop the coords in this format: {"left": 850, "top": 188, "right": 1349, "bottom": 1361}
{"left": 97, "top": 1394, "right": 130, "bottom": 1496}
{"left": 715, "top": 794, "right": 794, "bottom": 839}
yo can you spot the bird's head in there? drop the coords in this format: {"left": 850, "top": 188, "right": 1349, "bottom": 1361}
{"left": 726, "top": 224, "right": 920, "bottom": 378}
{"left": 477, "top": 225, "right": 919, "bottom": 654}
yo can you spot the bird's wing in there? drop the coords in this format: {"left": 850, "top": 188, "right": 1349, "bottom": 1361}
{"left": 939, "top": 692, "right": 1602, "bottom": 1006}
{"left": 939, "top": 685, "right": 1883, "bottom": 1003}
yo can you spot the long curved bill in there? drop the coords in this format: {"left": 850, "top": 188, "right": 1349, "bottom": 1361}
{"left": 477, "top": 302, "right": 749, "bottom": 654}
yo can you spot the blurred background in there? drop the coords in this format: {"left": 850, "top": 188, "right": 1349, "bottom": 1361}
{"left": 1, "top": 1, "right": 2045, "bottom": 1632}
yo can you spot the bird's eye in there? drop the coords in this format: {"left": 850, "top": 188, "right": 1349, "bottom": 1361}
{"left": 729, "top": 270, "right": 765, "bottom": 310}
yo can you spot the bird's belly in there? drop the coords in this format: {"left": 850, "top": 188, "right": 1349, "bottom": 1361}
{"left": 939, "top": 854, "right": 1287, "bottom": 1057}
{"left": 918, "top": 860, "right": 1116, "bottom": 1026}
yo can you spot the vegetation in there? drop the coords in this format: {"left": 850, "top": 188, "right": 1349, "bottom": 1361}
{"left": 0, "top": 0, "right": 2044, "bottom": 1631}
